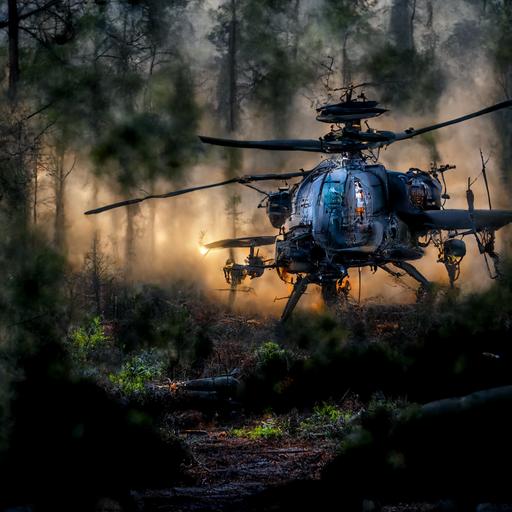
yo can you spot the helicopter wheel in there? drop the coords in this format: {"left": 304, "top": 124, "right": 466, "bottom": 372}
{"left": 321, "top": 280, "right": 349, "bottom": 314}
{"left": 227, "top": 279, "right": 237, "bottom": 311}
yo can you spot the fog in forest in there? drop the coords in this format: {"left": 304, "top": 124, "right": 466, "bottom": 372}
{"left": 6, "top": 0, "right": 512, "bottom": 315}
{"left": 2, "top": 2, "right": 512, "bottom": 510}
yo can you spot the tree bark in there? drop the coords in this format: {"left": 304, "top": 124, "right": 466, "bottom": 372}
{"left": 225, "top": 0, "right": 241, "bottom": 307}
{"left": 91, "top": 232, "right": 102, "bottom": 317}
{"left": 53, "top": 147, "right": 67, "bottom": 253}
{"left": 148, "top": 180, "right": 156, "bottom": 262}
{"left": 390, "top": 0, "right": 415, "bottom": 51}
{"left": 228, "top": 0, "right": 238, "bottom": 134}
{"left": 341, "top": 32, "right": 352, "bottom": 88}
{"left": 7, "top": 0, "right": 19, "bottom": 102}
{"left": 32, "top": 150, "right": 39, "bottom": 225}
{"left": 409, "top": 0, "right": 417, "bottom": 51}
{"left": 125, "top": 205, "right": 136, "bottom": 279}
{"left": 7, "top": 0, "right": 20, "bottom": 102}
{"left": 3, "top": 0, "right": 63, "bottom": 101}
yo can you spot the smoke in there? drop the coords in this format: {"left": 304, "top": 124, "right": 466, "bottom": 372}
{"left": 48, "top": 0, "right": 511, "bottom": 318}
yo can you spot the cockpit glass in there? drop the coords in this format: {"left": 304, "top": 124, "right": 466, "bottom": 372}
{"left": 322, "top": 178, "right": 345, "bottom": 209}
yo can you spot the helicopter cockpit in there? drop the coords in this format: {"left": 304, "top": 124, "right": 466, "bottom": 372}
{"left": 310, "top": 162, "right": 388, "bottom": 255}
{"left": 313, "top": 166, "right": 348, "bottom": 246}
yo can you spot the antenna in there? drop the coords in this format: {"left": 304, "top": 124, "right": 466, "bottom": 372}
{"left": 479, "top": 149, "right": 493, "bottom": 210}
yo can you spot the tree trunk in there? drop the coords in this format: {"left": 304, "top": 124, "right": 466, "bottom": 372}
{"left": 1, "top": 117, "right": 30, "bottom": 228}
{"left": 228, "top": 0, "right": 238, "bottom": 134}
{"left": 425, "top": 0, "right": 435, "bottom": 55}
{"left": 125, "top": 205, "right": 136, "bottom": 279}
{"left": 491, "top": 2, "right": 512, "bottom": 187}
{"left": 291, "top": 0, "right": 300, "bottom": 62}
{"left": 91, "top": 232, "right": 102, "bottom": 317}
{"left": 409, "top": 0, "right": 416, "bottom": 51}
{"left": 53, "top": 147, "right": 67, "bottom": 253}
{"left": 32, "top": 151, "right": 39, "bottom": 225}
{"left": 341, "top": 32, "right": 352, "bottom": 88}
{"left": 389, "top": 0, "right": 415, "bottom": 50}
{"left": 110, "top": 210, "right": 120, "bottom": 263}
{"left": 148, "top": 181, "right": 157, "bottom": 263}
{"left": 225, "top": 0, "right": 242, "bottom": 310}
{"left": 7, "top": 0, "right": 19, "bottom": 103}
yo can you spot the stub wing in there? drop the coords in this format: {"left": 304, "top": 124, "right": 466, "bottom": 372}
{"left": 423, "top": 209, "right": 512, "bottom": 231}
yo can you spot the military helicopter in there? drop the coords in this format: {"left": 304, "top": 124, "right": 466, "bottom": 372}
{"left": 85, "top": 85, "right": 512, "bottom": 321}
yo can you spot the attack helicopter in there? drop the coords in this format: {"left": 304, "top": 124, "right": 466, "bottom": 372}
{"left": 85, "top": 85, "right": 512, "bottom": 321}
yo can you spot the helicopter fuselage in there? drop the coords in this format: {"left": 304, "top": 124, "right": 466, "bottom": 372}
{"left": 273, "top": 156, "right": 443, "bottom": 283}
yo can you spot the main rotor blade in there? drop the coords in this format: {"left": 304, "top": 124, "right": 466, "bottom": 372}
{"left": 392, "top": 99, "right": 512, "bottom": 142}
{"left": 199, "top": 135, "right": 373, "bottom": 153}
{"left": 201, "top": 100, "right": 512, "bottom": 154}
{"left": 84, "top": 170, "right": 311, "bottom": 215}
{"left": 84, "top": 177, "right": 238, "bottom": 215}
{"left": 199, "top": 136, "right": 324, "bottom": 152}
{"left": 204, "top": 235, "right": 276, "bottom": 249}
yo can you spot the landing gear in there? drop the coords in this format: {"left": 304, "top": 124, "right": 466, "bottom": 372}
{"left": 321, "top": 277, "right": 351, "bottom": 311}
{"left": 280, "top": 275, "right": 311, "bottom": 323}
{"left": 391, "top": 260, "right": 430, "bottom": 288}
{"left": 321, "top": 281, "right": 338, "bottom": 308}
{"left": 221, "top": 246, "right": 272, "bottom": 310}
{"left": 380, "top": 261, "right": 432, "bottom": 301}
{"left": 223, "top": 259, "right": 245, "bottom": 311}
{"left": 280, "top": 274, "right": 350, "bottom": 323}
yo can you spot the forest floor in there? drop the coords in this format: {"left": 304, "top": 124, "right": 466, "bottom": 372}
{"left": 135, "top": 418, "right": 440, "bottom": 512}
{"left": 138, "top": 422, "right": 337, "bottom": 511}
{"left": 129, "top": 303, "right": 428, "bottom": 511}
{"left": 55, "top": 287, "right": 512, "bottom": 512}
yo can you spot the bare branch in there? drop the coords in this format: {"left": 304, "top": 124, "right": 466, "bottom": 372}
{"left": 64, "top": 156, "right": 78, "bottom": 180}
{"left": 0, "top": 0, "right": 61, "bottom": 29}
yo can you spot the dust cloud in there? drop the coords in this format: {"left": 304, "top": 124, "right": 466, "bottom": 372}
{"left": 49, "top": 0, "right": 510, "bottom": 317}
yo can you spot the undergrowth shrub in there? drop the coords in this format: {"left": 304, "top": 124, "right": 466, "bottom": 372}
{"left": 109, "top": 350, "right": 165, "bottom": 395}
{"left": 113, "top": 284, "right": 212, "bottom": 376}
{"left": 69, "top": 316, "right": 111, "bottom": 360}
{"left": 232, "top": 417, "right": 283, "bottom": 440}
{"left": 0, "top": 339, "right": 188, "bottom": 511}
{"left": 256, "top": 341, "right": 291, "bottom": 375}
{"left": 241, "top": 341, "right": 297, "bottom": 409}
{"left": 298, "top": 402, "right": 352, "bottom": 439}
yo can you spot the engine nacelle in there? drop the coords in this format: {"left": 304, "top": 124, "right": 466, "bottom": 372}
{"left": 406, "top": 168, "right": 442, "bottom": 210}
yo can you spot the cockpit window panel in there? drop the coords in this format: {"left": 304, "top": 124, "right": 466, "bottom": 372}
{"left": 322, "top": 178, "right": 346, "bottom": 210}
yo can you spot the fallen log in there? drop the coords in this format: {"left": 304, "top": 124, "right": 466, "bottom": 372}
{"left": 418, "top": 384, "right": 512, "bottom": 418}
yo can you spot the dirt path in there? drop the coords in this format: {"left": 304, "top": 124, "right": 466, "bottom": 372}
{"left": 137, "top": 429, "right": 337, "bottom": 511}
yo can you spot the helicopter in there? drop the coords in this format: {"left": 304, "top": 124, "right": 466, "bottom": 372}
{"left": 85, "top": 85, "right": 512, "bottom": 321}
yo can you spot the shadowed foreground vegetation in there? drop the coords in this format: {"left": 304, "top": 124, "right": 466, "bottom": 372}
{"left": 1, "top": 1, "right": 512, "bottom": 510}
{"left": 240, "top": 264, "right": 512, "bottom": 410}
{"left": 2, "top": 254, "right": 511, "bottom": 510}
